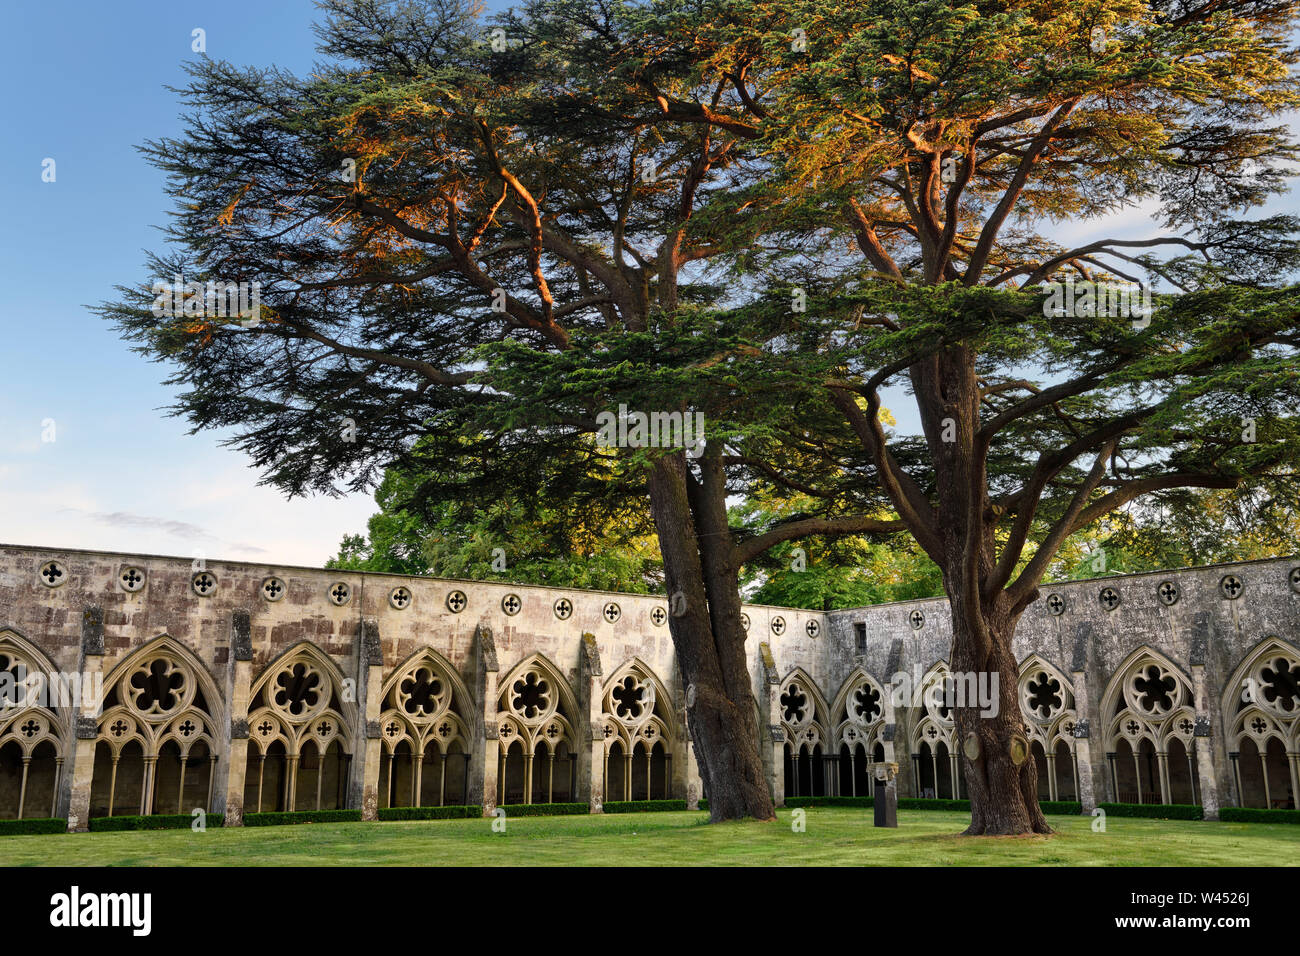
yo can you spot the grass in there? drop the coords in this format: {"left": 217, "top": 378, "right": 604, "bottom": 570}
{"left": 3, "top": 808, "right": 1295, "bottom": 866}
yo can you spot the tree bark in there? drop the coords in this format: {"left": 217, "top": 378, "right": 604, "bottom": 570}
{"left": 949, "top": 598, "right": 1051, "bottom": 835}
{"left": 646, "top": 451, "right": 775, "bottom": 822}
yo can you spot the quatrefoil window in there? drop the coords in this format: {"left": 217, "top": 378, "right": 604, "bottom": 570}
{"left": 553, "top": 598, "right": 573, "bottom": 620}
{"left": 274, "top": 663, "right": 322, "bottom": 717}
{"left": 328, "top": 582, "right": 351, "bottom": 606}
{"left": 1132, "top": 665, "right": 1176, "bottom": 714}
{"left": 612, "top": 676, "right": 646, "bottom": 720}
{"left": 38, "top": 560, "right": 67, "bottom": 588}
{"left": 191, "top": 571, "right": 217, "bottom": 596}
{"left": 1026, "top": 671, "right": 1063, "bottom": 720}
{"left": 511, "top": 672, "right": 550, "bottom": 720}
{"left": 399, "top": 668, "right": 444, "bottom": 717}
{"left": 129, "top": 659, "right": 186, "bottom": 716}
{"left": 1260, "top": 658, "right": 1299, "bottom": 713}
{"left": 262, "top": 577, "right": 286, "bottom": 602}
{"left": 0, "top": 654, "right": 31, "bottom": 709}
{"left": 853, "top": 683, "right": 881, "bottom": 722}
{"left": 780, "top": 684, "right": 807, "bottom": 724}
{"left": 119, "top": 567, "right": 146, "bottom": 593}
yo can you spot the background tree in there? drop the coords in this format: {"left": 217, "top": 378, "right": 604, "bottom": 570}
{"left": 697, "top": 0, "right": 1300, "bottom": 833}
{"left": 98, "top": 0, "right": 894, "bottom": 821}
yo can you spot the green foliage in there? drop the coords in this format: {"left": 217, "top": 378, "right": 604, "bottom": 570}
{"left": 1038, "top": 801, "right": 1084, "bottom": 816}
{"left": 898, "top": 798, "right": 972, "bottom": 812}
{"left": 496, "top": 802, "right": 588, "bottom": 817}
{"left": 376, "top": 805, "right": 478, "bottom": 821}
{"left": 1219, "top": 807, "right": 1300, "bottom": 825}
{"left": 785, "top": 796, "right": 874, "bottom": 808}
{"left": 1096, "top": 803, "right": 1204, "bottom": 820}
{"left": 327, "top": 444, "right": 663, "bottom": 593}
{"left": 242, "top": 809, "right": 362, "bottom": 827}
{"left": 0, "top": 818, "right": 66, "bottom": 835}
{"left": 89, "top": 813, "right": 223, "bottom": 832}
{"left": 601, "top": 800, "right": 689, "bottom": 813}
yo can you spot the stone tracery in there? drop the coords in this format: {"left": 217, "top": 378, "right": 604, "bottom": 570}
{"left": 378, "top": 649, "right": 473, "bottom": 809}
{"left": 0, "top": 630, "right": 67, "bottom": 820}
{"left": 90, "top": 636, "right": 220, "bottom": 818}
{"left": 600, "top": 659, "right": 674, "bottom": 802}
{"left": 245, "top": 644, "right": 353, "bottom": 814}
{"left": 1101, "top": 649, "right": 1199, "bottom": 806}
{"left": 496, "top": 654, "right": 577, "bottom": 805}
{"left": 1224, "top": 638, "right": 1300, "bottom": 809}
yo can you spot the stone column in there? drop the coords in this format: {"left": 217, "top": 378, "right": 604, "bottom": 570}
{"left": 1194, "top": 716, "right": 1220, "bottom": 819}
{"left": 65, "top": 606, "right": 107, "bottom": 832}
{"left": 221, "top": 610, "right": 254, "bottom": 826}
{"left": 1070, "top": 652, "right": 1098, "bottom": 813}
{"left": 353, "top": 619, "right": 384, "bottom": 820}
{"left": 1188, "top": 636, "right": 1220, "bottom": 818}
{"left": 472, "top": 624, "right": 499, "bottom": 814}
{"left": 580, "top": 634, "right": 604, "bottom": 812}
{"left": 758, "top": 643, "right": 784, "bottom": 806}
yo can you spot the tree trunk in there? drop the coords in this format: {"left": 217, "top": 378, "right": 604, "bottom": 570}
{"left": 949, "top": 598, "right": 1051, "bottom": 835}
{"left": 646, "top": 451, "right": 775, "bottom": 822}
{"left": 911, "top": 346, "right": 1050, "bottom": 835}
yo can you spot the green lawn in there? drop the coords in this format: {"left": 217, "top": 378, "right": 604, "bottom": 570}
{"left": 3, "top": 809, "right": 1295, "bottom": 866}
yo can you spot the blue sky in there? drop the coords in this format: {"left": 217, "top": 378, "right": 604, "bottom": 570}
{"left": 0, "top": 2, "right": 1295, "bottom": 568}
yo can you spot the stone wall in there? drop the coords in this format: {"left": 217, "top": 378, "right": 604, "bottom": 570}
{"left": 1, "top": 542, "right": 1297, "bottom": 828}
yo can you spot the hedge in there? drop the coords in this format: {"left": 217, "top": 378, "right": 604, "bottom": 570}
{"left": 0, "top": 818, "right": 67, "bottom": 835}
{"left": 1218, "top": 807, "right": 1300, "bottom": 825}
{"left": 785, "top": 796, "right": 875, "bottom": 808}
{"left": 601, "top": 800, "right": 688, "bottom": 813}
{"left": 242, "top": 809, "right": 362, "bottom": 827}
{"left": 377, "top": 805, "right": 477, "bottom": 821}
{"left": 90, "top": 813, "right": 224, "bottom": 832}
{"left": 494, "top": 802, "right": 588, "bottom": 817}
{"left": 898, "top": 798, "right": 971, "bottom": 812}
{"left": 1039, "top": 801, "right": 1084, "bottom": 816}
{"left": 1095, "top": 802, "right": 1203, "bottom": 820}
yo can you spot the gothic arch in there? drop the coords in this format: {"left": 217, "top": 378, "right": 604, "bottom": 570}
{"left": 91, "top": 634, "right": 224, "bottom": 818}
{"left": 377, "top": 647, "right": 475, "bottom": 809}
{"left": 779, "top": 667, "right": 829, "bottom": 798}
{"left": 830, "top": 666, "right": 887, "bottom": 797}
{"left": 0, "top": 628, "right": 70, "bottom": 819}
{"left": 245, "top": 642, "right": 355, "bottom": 813}
{"left": 1100, "top": 647, "right": 1197, "bottom": 806}
{"left": 600, "top": 658, "right": 675, "bottom": 801}
{"left": 911, "top": 661, "right": 958, "bottom": 799}
{"left": 1222, "top": 637, "right": 1299, "bottom": 809}
{"left": 495, "top": 653, "right": 579, "bottom": 805}
{"left": 1018, "top": 655, "right": 1080, "bottom": 801}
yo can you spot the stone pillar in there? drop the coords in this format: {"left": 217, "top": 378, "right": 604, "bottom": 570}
{"left": 221, "top": 610, "right": 254, "bottom": 826}
{"left": 1189, "top": 635, "right": 1220, "bottom": 819}
{"left": 473, "top": 624, "right": 499, "bottom": 814}
{"left": 758, "top": 643, "right": 784, "bottom": 806}
{"left": 580, "top": 633, "right": 604, "bottom": 812}
{"left": 1194, "top": 716, "right": 1220, "bottom": 819}
{"left": 1070, "top": 632, "right": 1099, "bottom": 813}
{"left": 65, "top": 606, "right": 107, "bottom": 832}
{"left": 353, "top": 619, "right": 384, "bottom": 820}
